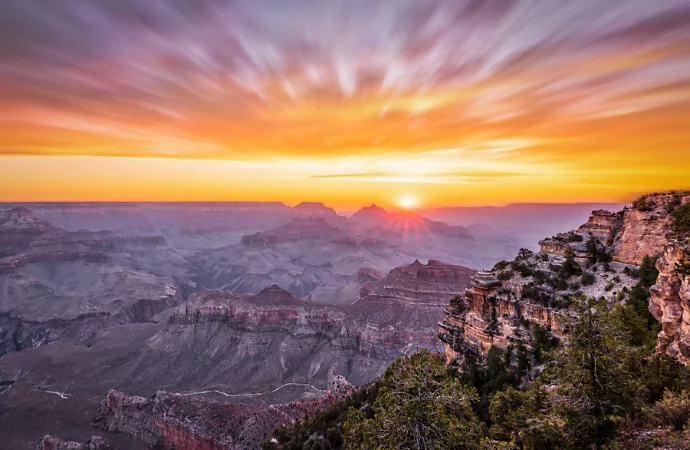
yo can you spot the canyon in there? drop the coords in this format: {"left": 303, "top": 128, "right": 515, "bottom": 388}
{"left": 0, "top": 201, "right": 630, "bottom": 448}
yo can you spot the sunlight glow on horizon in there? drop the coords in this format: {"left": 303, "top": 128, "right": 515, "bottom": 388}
{"left": 1, "top": 1, "right": 690, "bottom": 206}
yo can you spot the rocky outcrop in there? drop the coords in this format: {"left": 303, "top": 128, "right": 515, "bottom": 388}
{"left": 39, "top": 435, "right": 113, "bottom": 450}
{"left": 650, "top": 243, "right": 690, "bottom": 364}
{"left": 93, "top": 386, "right": 353, "bottom": 450}
{"left": 578, "top": 209, "right": 623, "bottom": 244}
{"left": 438, "top": 261, "right": 582, "bottom": 363}
{"left": 440, "top": 197, "right": 674, "bottom": 363}
{"left": 538, "top": 194, "right": 689, "bottom": 265}
{"left": 611, "top": 195, "right": 680, "bottom": 264}
{"left": 441, "top": 192, "right": 690, "bottom": 365}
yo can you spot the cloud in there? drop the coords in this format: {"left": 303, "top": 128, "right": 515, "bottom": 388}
{"left": 0, "top": 0, "right": 688, "bottom": 180}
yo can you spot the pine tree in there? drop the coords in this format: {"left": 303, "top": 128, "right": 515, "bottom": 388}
{"left": 550, "top": 297, "right": 641, "bottom": 449}
{"left": 344, "top": 350, "right": 485, "bottom": 450}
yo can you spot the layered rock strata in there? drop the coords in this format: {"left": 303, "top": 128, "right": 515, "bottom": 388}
{"left": 650, "top": 243, "right": 690, "bottom": 363}
{"left": 440, "top": 193, "right": 690, "bottom": 363}
{"left": 93, "top": 386, "right": 352, "bottom": 450}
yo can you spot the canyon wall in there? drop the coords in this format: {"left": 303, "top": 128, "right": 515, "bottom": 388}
{"left": 92, "top": 386, "right": 352, "bottom": 450}
{"left": 440, "top": 192, "right": 690, "bottom": 364}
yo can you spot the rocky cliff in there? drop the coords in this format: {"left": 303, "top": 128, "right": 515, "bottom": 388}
{"left": 439, "top": 193, "right": 689, "bottom": 364}
{"left": 39, "top": 435, "right": 113, "bottom": 450}
{"left": 648, "top": 193, "right": 690, "bottom": 364}
{"left": 92, "top": 381, "right": 353, "bottom": 450}
{"left": 650, "top": 243, "right": 690, "bottom": 364}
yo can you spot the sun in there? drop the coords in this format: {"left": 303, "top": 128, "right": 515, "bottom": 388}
{"left": 397, "top": 195, "right": 418, "bottom": 210}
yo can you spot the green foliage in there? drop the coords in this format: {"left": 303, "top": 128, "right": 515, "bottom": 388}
{"left": 549, "top": 297, "right": 642, "bottom": 449}
{"left": 676, "top": 257, "right": 690, "bottom": 277}
{"left": 556, "top": 278, "right": 568, "bottom": 291}
{"left": 560, "top": 248, "right": 582, "bottom": 278}
{"left": 511, "top": 260, "right": 533, "bottom": 277}
{"left": 586, "top": 237, "right": 612, "bottom": 264}
{"left": 531, "top": 324, "right": 558, "bottom": 363}
{"left": 633, "top": 196, "right": 654, "bottom": 211}
{"left": 493, "top": 260, "right": 511, "bottom": 271}
{"left": 567, "top": 234, "right": 583, "bottom": 242}
{"left": 581, "top": 272, "right": 596, "bottom": 286}
{"left": 628, "top": 284, "right": 658, "bottom": 331}
{"left": 641, "top": 354, "right": 690, "bottom": 403}
{"left": 516, "top": 248, "right": 534, "bottom": 261}
{"left": 497, "top": 270, "right": 513, "bottom": 281}
{"left": 653, "top": 390, "right": 690, "bottom": 431}
{"left": 343, "top": 350, "right": 485, "bottom": 449}
{"left": 666, "top": 195, "right": 682, "bottom": 213}
{"left": 639, "top": 256, "right": 659, "bottom": 288}
{"left": 671, "top": 202, "right": 690, "bottom": 234}
{"left": 450, "top": 295, "right": 468, "bottom": 315}
{"left": 265, "top": 382, "right": 382, "bottom": 449}
{"left": 489, "top": 385, "right": 564, "bottom": 450}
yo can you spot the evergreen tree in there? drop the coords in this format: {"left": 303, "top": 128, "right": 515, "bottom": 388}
{"left": 639, "top": 255, "right": 659, "bottom": 288}
{"left": 344, "top": 350, "right": 485, "bottom": 450}
{"left": 560, "top": 248, "right": 582, "bottom": 278}
{"left": 550, "top": 297, "right": 641, "bottom": 449}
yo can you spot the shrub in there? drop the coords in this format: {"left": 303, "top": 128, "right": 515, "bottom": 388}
{"left": 567, "top": 234, "right": 584, "bottom": 242}
{"left": 581, "top": 272, "right": 596, "bottom": 286}
{"left": 556, "top": 278, "right": 569, "bottom": 291}
{"left": 633, "top": 196, "right": 654, "bottom": 211}
{"left": 497, "top": 270, "right": 512, "bottom": 281}
{"left": 671, "top": 203, "right": 690, "bottom": 234}
{"left": 560, "top": 248, "right": 582, "bottom": 277}
{"left": 493, "top": 260, "right": 511, "bottom": 271}
{"left": 450, "top": 295, "right": 468, "bottom": 315}
{"left": 516, "top": 248, "right": 534, "bottom": 261}
{"left": 343, "top": 351, "right": 485, "bottom": 449}
{"left": 639, "top": 256, "right": 659, "bottom": 288}
{"left": 653, "top": 390, "right": 690, "bottom": 431}
{"left": 666, "top": 196, "right": 682, "bottom": 213}
{"left": 676, "top": 258, "right": 690, "bottom": 277}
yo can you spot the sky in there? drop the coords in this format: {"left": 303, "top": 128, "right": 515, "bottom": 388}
{"left": 1, "top": 0, "right": 690, "bottom": 209}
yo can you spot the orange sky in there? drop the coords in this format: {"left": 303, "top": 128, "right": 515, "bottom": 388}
{"left": 1, "top": 1, "right": 690, "bottom": 208}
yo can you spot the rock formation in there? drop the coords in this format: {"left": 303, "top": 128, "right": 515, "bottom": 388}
{"left": 439, "top": 193, "right": 690, "bottom": 364}
{"left": 650, "top": 243, "right": 690, "bottom": 364}
{"left": 39, "top": 435, "right": 113, "bottom": 450}
{"left": 92, "top": 384, "right": 353, "bottom": 450}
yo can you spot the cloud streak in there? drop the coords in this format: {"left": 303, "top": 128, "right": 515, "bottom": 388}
{"left": 1, "top": 0, "right": 689, "bottom": 203}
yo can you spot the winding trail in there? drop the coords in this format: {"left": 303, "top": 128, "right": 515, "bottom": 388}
{"left": 181, "top": 382, "right": 326, "bottom": 399}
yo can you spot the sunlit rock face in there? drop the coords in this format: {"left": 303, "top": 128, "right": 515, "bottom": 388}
{"left": 611, "top": 194, "right": 687, "bottom": 265}
{"left": 650, "top": 243, "right": 690, "bottom": 364}
{"left": 439, "top": 195, "right": 690, "bottom": 364}
{"left": 441, "top": 192, "right": 690, "bottom": 366}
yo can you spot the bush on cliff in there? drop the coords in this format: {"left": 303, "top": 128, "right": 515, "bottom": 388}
{"left": 343, "top": 350, "right": 485, "bottom": 449}
{"left": 671, "top": 202, "right": 690, "bottom": 234}
{"left": 559, "top": 248, "right": 581, "bottom": 278}
{"left": 548, "top": 298, "right": 643, "bottom": 449}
